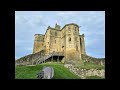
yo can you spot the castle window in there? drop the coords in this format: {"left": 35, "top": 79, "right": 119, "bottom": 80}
{"left": 80, "top": 38, "right": 82, "bottom": 46}
{"left": 48, "top": 42, "right": 49, "bottom": 44}
{"left": 55, "top": 32, "right": 57, "bottom": 36}
{"left": 68, "top": 27, "right": 70, "bottom": 30}
{"left": 69, "top": 37, "right": 71, "bottom": 42}
{"left": 80, "top": 38, "right": 82, "bottom": 52}
{"left": 68, "top": 27, "right": 71, "bottom": 32}
{"left": 75, "top": 27, "right": 77, "bottom": 31}
{"left": 55, "top": 40, "right": 56, "bottom": 43}
{"left": 62, "top": 46, "right": 64, "bottom": 48}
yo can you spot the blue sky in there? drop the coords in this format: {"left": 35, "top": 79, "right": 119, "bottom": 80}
{"left": 15, "top": 11, "right": 105, "bottom": 60}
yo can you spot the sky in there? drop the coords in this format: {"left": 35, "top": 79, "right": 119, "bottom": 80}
{"left": 15, "top": 11, "right": 105, "bottom": 60}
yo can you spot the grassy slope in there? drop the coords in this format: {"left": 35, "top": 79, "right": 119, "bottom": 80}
{"left": 15, "top": 63, "right": 80, "bottom": 79}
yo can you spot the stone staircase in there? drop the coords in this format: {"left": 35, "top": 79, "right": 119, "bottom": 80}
{"left": 33, "top": 52, "right": 64, "bottom": 64}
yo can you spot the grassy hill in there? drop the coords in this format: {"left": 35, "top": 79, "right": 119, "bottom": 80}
{"left": 15, "top": 63, "right": 80, "bottom": 79}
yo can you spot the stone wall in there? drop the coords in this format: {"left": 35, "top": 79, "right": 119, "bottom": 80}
{"left": 33, "top": 34, "right": 44, "bottom": 54}
{"left": 65, "top": 24, "right": 82, "bottom": 63}
{"left": 32, "top": 23, "right": 85, "bottom": 64}
{"left": 81, "top": 54, "right": 105, "bottom": 66}
{"left": 15, "top": 50, "right": 45, "bottom": 65}
{"left": 79, "top": 34, "right": 86, "bottom": 54}
{"left": 64, "top": 64, "right": 105, "bottom": 79}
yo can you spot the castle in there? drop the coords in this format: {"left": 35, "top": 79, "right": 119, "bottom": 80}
{"left": 15, "top": 23, "right": 105, "bottom": 66}
{"left": 33, "top": 23, "right": 86, "bottom": 64}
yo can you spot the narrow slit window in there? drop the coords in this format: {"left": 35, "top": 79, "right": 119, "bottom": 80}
{"left": 69, "top": 37, "right": 71, "bottom": 42}
{"left": 55, "top": 32, "right": 57, "bottom": 36}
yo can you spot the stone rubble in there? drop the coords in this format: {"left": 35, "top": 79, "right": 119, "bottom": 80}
{"left": 64, "top": 64, "right": 105, "bottom": 79}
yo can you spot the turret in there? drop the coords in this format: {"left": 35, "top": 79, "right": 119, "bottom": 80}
{"left": 80, "top": 34, "right": 86, "bottom": 55}
{"left": 65, "top": 23, "right": 82, "bottom": 64}
{"left": 55, "top": 23, "right": 61, "bottom": 30}
{"left": 33, "top": 34, "right": 44, "bottom": 54}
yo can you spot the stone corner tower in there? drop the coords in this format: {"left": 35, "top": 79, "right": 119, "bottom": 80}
{"left": 79, "top": 34, "right": 86, "bottom": 55}
{"left": 64, "top": 23, "right": 83, "bottom": 64}
{"left": 33, "top": 34, "right": 44, "bottom": 54}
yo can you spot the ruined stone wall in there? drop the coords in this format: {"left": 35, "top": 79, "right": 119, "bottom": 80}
{"left": 16, "top": 50, "right": 45, "bottom": 65}
{"left": 61, "top": 28, "right": 66, "bottom": 54}
{"left": 81, "top": 54, "right": 105, "bottom": 66}
{"left": 33, "top": 34, "right": 44, "bottom": 54}
{"left": 80, "top": 34, "right": 86, "bottom": 54}
{"left": 64, "top": 64, "right": 105, "bottom": 79}
{"left": 44, "top": 28, "right": 51, "bottom": 55}
{"left": 49, "top": 29, "right": 61, "bottom": 53}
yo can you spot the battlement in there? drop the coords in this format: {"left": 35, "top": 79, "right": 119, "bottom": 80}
{"left": 61, "top": 23, "right": 79, "bottom": 30}
{"left": 82, "top": 34, "right": 84, "bottom": 37}
{"left": 55, "top": 23, "right": 61, "bottom": 30}
{"left": 34, "top": 34, "right": 44, "bottom": 36}
{"left": 34, "top": 34, "right": 44, "bottom": 41}
{"left": 79, "top": 34, "right": 84, "bottom": 37}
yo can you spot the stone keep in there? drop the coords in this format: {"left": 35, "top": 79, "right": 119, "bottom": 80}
{"left": 33, "top": 23, "right": 86, "bottom": 64}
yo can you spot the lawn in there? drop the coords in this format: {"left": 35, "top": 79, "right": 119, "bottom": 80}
{"left": 15, "top": 63, "right": 80, "bottom": 79}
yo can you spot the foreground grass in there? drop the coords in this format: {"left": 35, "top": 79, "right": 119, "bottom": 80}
{"left": 15, "top": 63, "right": 80, "bottom": 79}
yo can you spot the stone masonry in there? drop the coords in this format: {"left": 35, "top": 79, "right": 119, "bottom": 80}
{"left": 33, "top": 23, "right": 86, "bottom": 64}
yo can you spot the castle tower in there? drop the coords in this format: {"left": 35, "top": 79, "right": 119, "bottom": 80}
{"left": 80, "top": 34, "right": 86, "bottom": 54}
{"left": 32, "top": 23, "right": 85, "bottom": 64}
{"left": 55, "top": 23, "right": 61, "bottom": 30}
{"left": 33, "top": 34, "right": 44, "bottom": 54}
{"left": 65, "top": 23, "right": 82, "bottom": 64}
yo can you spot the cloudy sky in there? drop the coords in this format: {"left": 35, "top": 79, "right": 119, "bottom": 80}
{"left": 15, "top": 11, "right": 105, "bottom": 60}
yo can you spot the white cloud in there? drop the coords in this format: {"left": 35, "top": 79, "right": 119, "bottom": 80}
{"left": 15, "top": 39, "right": 25, "bottom": 46}
{"left": 15, "top": 11, "right": 105, "bottom": 59}
{"left": 26, "top": 47, "right": 33, "bottom": 51}
{"left": 56, "top": 11, "right": 77, "bottom": 16}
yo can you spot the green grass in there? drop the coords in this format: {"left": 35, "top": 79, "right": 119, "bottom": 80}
{"left": 15, "top": 63, "right": 80, "bottom": 79}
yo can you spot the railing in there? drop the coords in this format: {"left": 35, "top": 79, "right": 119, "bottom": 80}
{"left": 34, "top": 52, "right": 64, "bottom": 64}
{"left": 50, "top": 52, "right": 64, "bottom": 56}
